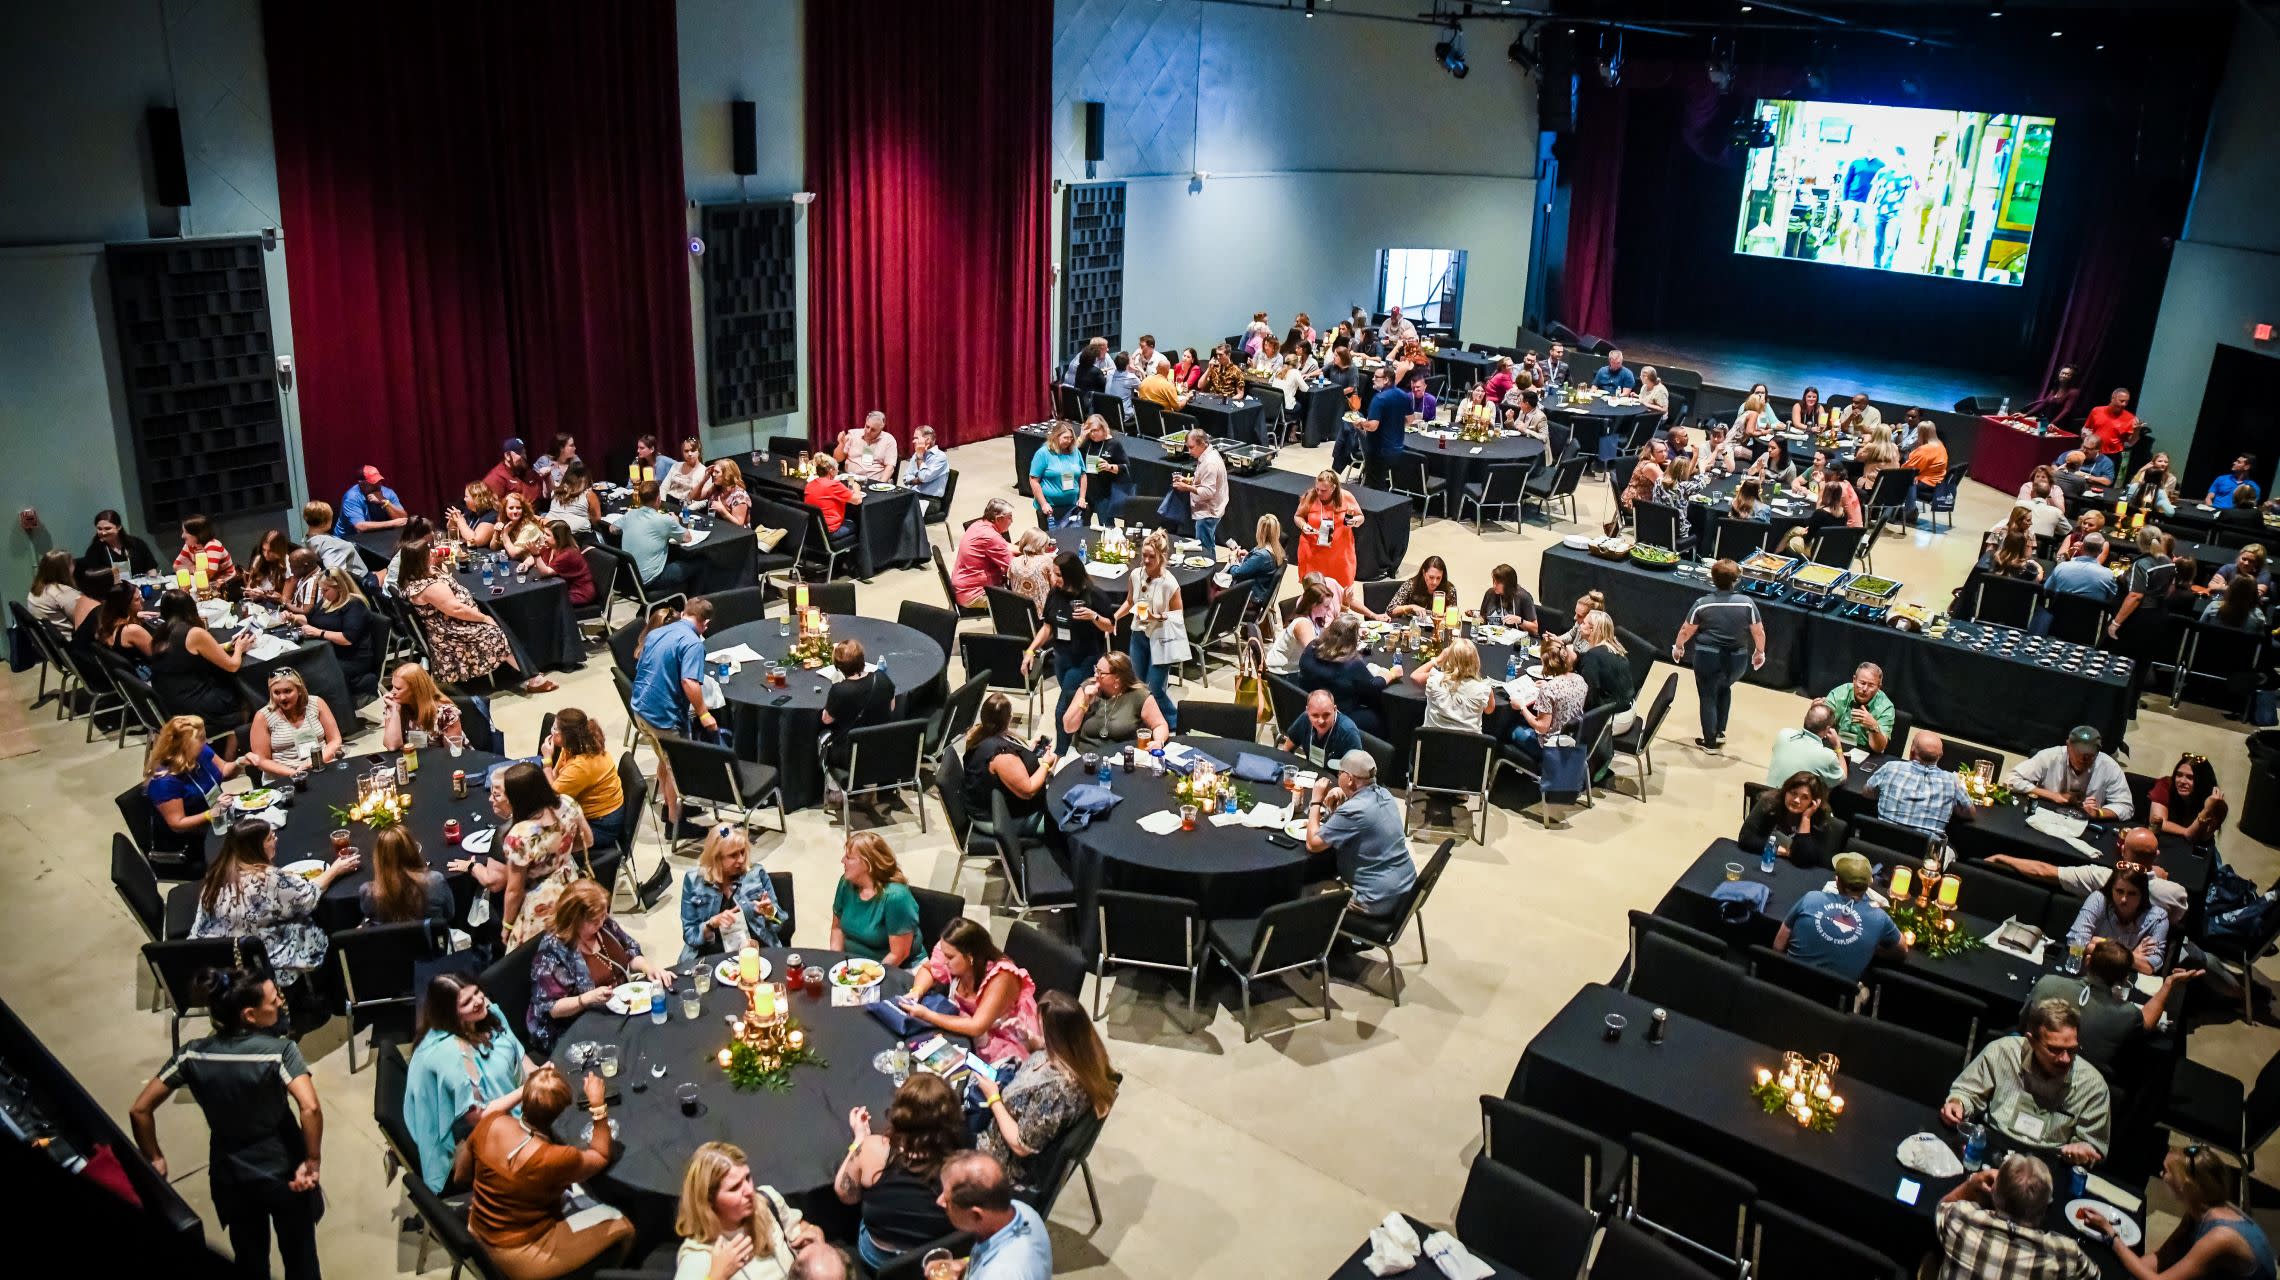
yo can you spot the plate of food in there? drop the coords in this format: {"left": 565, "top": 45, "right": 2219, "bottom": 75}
{"left": 2064, "top": 1199, "right": 2139, "bottom": 1246}
{"left": 606, "top": 980, "right": 658, "bottom": 1015}
{"left": 867, "top": 483, "right": 897, "bottom": 493}
{"left": 715, "top": 956, "right": 772, "bottom": 986}
{"left": 1283, "top": 818, "right": 1310, "bottom": 839}
{"left": 830, "top": 958, "right": 886, "bottom": 991}
{"left": 236, "top": 787, "right": 280, "bottom": 812}
{"left": 1181, "top": 555, "right": 1214, "bottom": 569}
{"left": 1561, "top": 534, "right": 1593, "bottom": 549}
{"left": 279, "top": 858, "right": 326, "bottom": 883}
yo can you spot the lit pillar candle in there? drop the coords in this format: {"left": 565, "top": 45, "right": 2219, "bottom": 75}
{"left": 756, "top": 983, "right": 775, "bottom": 1018}
{"left": 717, "top": 1048, "right": 733, "bottom": 1069}
{"left": 1890, "top": 865, "right": 1913, "bottom": 899}
{"left": 788, "top": 1028, "right": 805, "bottom": 1050}
{"left": 738, "top": 943, "right": 760, "bottom": 985}
{"left": 1756, "top": 1067, "right": 1772, "bottom": 1087}
{"left": 1937, "top": 876, "right": 1960, "bottom": 909}
{"left": 1829, "top": 1095, "right": 1845, "bottom": 1114}
{"left": 795, "top": 583, "right": 809, "bottom": 611}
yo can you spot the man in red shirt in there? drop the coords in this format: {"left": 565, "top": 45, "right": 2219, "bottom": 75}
{"left": 802, "top": 454, "right": 862, "bottom": 546}
{"left": 481, "top": 437, "right": 545, "bottom": 508}
{"left": 949, "top": 498, "right": 1015, "bottom": 607}
{"left": 2082, "top": 388, "right": 2138, "bottom": 477}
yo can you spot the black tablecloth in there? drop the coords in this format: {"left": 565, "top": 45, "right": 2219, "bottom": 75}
{"left": 1544, "top": 396, "right": 1656, "bottom": 458}
{"left": 456, "top": 566, "right": 581, "bottom": 672}
{"left": 1403, "top": 430, "right": 1546, "bottom": 496}
{"left": 350, "top": 529, "right": 398, "bottom": 572}
{"left": 546, "top": 949, "right": 913, "bottom": 1247}
{"left": 1049, "top": 528, "right": 1218, "bottom": 618}
{"left": 597, "top": 499, "right": 761, "bottom": 596}
{"left": 1429, "top": 348, "right": 1493, "bottom": 393}
{"left": 1514, "top": 984, "right": 2138, "bottom": 1274}
{"left": 1323, "top": 1216, "right": 1520, "bottom": 1280}
{"left": 1185, "top": 393, "right": 1267, "bottom": 445}
{"left": 1046, "top": 736, "right": 1328, "bottom": 959}
{"left": 243, "top": 636, "right": 357, "bottom": 728}
{"left": 1015, "top": 428, "right": 1412, "bottom": 581}
{"left": 291, "top": 747, "right": 507, "bottom": 932}
{"left": 708, "top": 617, "right": 947, "bottom": 811}
{"left": 1537, "top": 545, "right": 2132, "bottom": 756}
{"left": 750, "top": 472, "right": 927, "bottom": 580}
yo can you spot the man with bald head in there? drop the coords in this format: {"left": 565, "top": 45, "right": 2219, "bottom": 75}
{"left": 1279, "top": 689, "right": 1361, "bottom": 767}
{"left": 1862, "top": 729, "right": 1975, "bottom": 837}
{"left": 1988, "top": 826, "right": 2191, "bottom": 929}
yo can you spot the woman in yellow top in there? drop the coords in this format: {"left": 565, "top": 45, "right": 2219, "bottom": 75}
{"left": 543, "top": 707, "right": 627, "bottom": 851}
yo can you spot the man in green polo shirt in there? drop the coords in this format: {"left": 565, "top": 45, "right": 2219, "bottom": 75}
{"left": 1824, "top": 661, "right": 1894, "bottom": 752}
{"left": 1767, "top": 701, "right": 1848, "bottom": 787}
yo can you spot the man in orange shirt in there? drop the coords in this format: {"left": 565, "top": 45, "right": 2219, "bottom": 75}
{"left": 1904, "top": 419, "right": 1949, "bottom": 525}
{"left": 2081, "top": 387, "right": 2138, "bottom": 479}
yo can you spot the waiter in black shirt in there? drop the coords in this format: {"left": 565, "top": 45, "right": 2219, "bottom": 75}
{"left": 1672, "top": 558, "right": 1766, "bottom": 752}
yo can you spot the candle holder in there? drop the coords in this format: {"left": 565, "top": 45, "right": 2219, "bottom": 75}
{"left": 1750, "top": 1050, "right": 1844, "bottom": 1132}
{"left": 1886, "top": 898, "right": 1984, "bottom": 960}
{"left": 719, "top": 952, "right": 825, "bottom": 1092}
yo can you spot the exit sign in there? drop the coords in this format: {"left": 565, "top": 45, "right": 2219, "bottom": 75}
{"left": 2258, "top": 323, "right": 2273, "bottom": 342}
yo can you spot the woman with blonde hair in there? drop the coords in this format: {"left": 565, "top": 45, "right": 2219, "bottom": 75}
{"left": 830, "top": 832, "right": 920, "bottom": 966}
{"left": 381, "top": 662, "right": 469, "bottom": 751}
{"left": 975, "top": 991, "right": 1120, "bottom": 1194}
{"left": 1575, "top": 610, "right": 1637, "bottom": 732}
{"left": 245, "top": 667, "right": 343, "bottom": 777}
{"left": 707, "top": 459, "right": 753, "bottom": 529}
{"left": 1120, "top": 533, "right": 1188, "bottom": 719}
{"left": 525, "top": 878, "right": 671, "bottom": 1053}
{"left": 544, "top": 460, "right": 603, "bottom": 534}
{"left": 2091, "top": 1143, "right": 2275, "bottom": 1277}
{"left": 1027, "top": 420, "right": 1087, "bottom": 527}
{"left": 25, "top": 548, "right": 91, "bottom": 634}
{"left": 1408, "top": 634, "right": 1496, "bottom": 732}
{"left": 1006, "top": 527, "right": 1057, "bottom": 609}
{"left": 674, "top": 1141, "right": 824, "bottom": 1280}
{"left": 144, "top": 714, "right": 247, "bottom": 867}
{"left": 1225, "top": 513, "right": 1286, "bottom": 610}
{"left": 1857, "top": 424, "right": 1900, "bottom": 491}
{"left": 449, "top": 482, "right": 502, "bottom": 548}
{"left": 1294, "top": 469, "right": 1362, "bottom": 588}
{"left": 1734, "top": 391, "right": 1770, "bottom": 438}
{"left": 498, "top": 492, "right": 551, "bottom": 563}
{"left": 679, "top": 823, "right": 785, "bottom": 964}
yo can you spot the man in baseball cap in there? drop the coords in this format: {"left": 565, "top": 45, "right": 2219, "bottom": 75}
{"left": 1775, "top": 850, "right": 1905, "bottom": 982}
{"left": 1303, "top": 747, "right": 1415, "bottom": 916}
{"left": 334, "top": 464, "right": 406, "bottom": 536}
{"left": 2005, "top": 725, "right": 2133, "bottom": 820}
{"left": 481, "top": 437, "right": 544, "bottom": 508}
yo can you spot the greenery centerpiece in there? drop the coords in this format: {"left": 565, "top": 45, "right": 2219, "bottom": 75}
{"left": 1750, "top": 1051, "right": 1844, "bottom": 1132}
{"left": 1959, "top": 767, "right": 2013, "bottom": 808}
{"left": 1169, "top": 761, "right": 1253, "bottom": 813}
{"left": 1887, "top": 899, "right": 1985, "bottom": 960}
{"left": 723, "top": 1029, "right": 826, "bottom": 1093}
{"left": 1091, "top": 529, "right": 1133, "bottom": 566}
{"left": 1455, "top": 416, "right": 1502, "bottom": 444}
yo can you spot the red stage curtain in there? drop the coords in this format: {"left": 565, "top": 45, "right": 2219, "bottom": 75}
{"left": 805, "top": 2, "right": 1051, "bottom": 449}
{"left": 1558, "top": 77, "right": 1628, "bottom": 343}
{"left": 264, "top": 0, "right": 695, "bottom": 517}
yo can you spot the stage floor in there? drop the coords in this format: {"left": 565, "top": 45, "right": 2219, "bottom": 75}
{"left": 1614, "top": 330, "right": 2019, "bottom": 413}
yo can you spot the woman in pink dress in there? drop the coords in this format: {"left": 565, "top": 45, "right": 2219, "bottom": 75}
{"left": 897, "top": 918, "right": 1041, "bottom": 1067}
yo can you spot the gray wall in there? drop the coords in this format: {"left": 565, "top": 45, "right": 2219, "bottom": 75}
{"left": 2138, "top": 14, "right": 2280, "bottom": 469}
{"left": 677, "top": 0, "right": 814, "bottom": 449}
{"left": 0, "top": 0, "right": 297, "bottom": 590}
{"left": 1050, "top": 0, "right": 1539, "bottom": 359}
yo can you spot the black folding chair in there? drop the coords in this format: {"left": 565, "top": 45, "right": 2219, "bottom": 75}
{"left": 1710, "top": 517, "right": 1772, "bottom": 562}
{"left": 1607, "top": 673, "right": 1678, "bottom": 801}
{"left": 1478, "top": 1095, "right": 1625, "bottom": 1210}
{"left": 1005, "top": 921, "right": 1086, "bottom": 1002}
{"left": 934, "top": 545, "right": 989, "bottom": 621}
{"left": 1205, "top": 886, "right": 1351, "bottom": 1041}
{"left": 762, "top": 870, "right": 796, "bottom": 945}
{"left": 1749, "top": 1200, "right": 1907, "bottom": 1280}
{"left": 143, "top": 937, "right": 262, "bottom": 1053}
{"left": 1846, "top": 1017, "right": 1974, "bottom": 1104}
{"left": 1264, "top": 674, "right": 1309, "bottom": 741}
{"left": 1849, "top": 813, "right": 1935, "bottom": 862}
{"left": 922, "top": 672, "right": 991, "bottom": 766}
{"left": 830, "top": 718, "right": 930, "bottom": 832}
{"left": 988, "top": 792, "right": 1074, "bottom": 920}
{"left": 654, "top": 731, "right": 788, "bottom": 835}
{"left": 984, "top": 586, "right": 1039, "bottom": 640}
{"left": 1807, "top": 524, "right": 1865, "bottom": 569}
{"left": 1747, "top": 943, "right": 1858, "bottom": 1012}
{"left": 1622, "top": 1131, "right": 1755, "bottom": 1273}
{"left": 1458, "top": 464, "right": 1530, "bottom": 532}
{"left": 909, "top": 886, "right": 967, "bottom": 957}
{"left": 477, "top": 936, "right": 544, "bottom": 1041}
{"left": 1094, "top": 890, "right": 1206, "bottom": 1031}
{"left": 704, "top": 585, "right": 767, "bottom": 633}
{"left": 898, "top": 600, "right": 959, "bottom": 664}
{"left": 1522, "top": 454, "right": 1592, "bottom": 527}
{"left": 1407, "top": 729, "right": 1496, "bottom": 843}
{"left": 1454, "top": 1154, "right": 1596, "bottom": 1277}
{"left": 330, "top": 920, "right": 446, "bottom": 1071}
{"left": 1867, "top": 969, "right": 1983, "bottom": 1057}
{"left": 1173, "top": 698, "right": 1258, "bottom": 743}
{"left": 374, "top": 1039, "right": 421, "bottom": 1188}
{"left": 1945, "top": 862, "right": 2053, "bottom": 932}
{"left": 1590, "top": 1216, "right": 1724, "bottom": 1280}
{"left": 1384, "top": 455, "right": 1448, "bottom": 523}
{"left": 1335, "top": 839, "right": 1453, "bottom": 1006}
{"left": 1627, "top": 929, "right": 1742, "bottom": 1024}
{"left": 959, "top": 632, "right": 1045, "bottom": 729}
{"left": 1634, "top": 501, "right": 1681, "bottom": 552}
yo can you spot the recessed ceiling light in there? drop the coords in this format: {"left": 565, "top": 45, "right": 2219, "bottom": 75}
{"left": 2050, "top": 30, "right": 2061, "bottom": 37}
{"left": 2096, "top": 43, "right": 2107, "bottom": 50}
{"left": 1741, "top": 3, "right": 1753, "bottom": 9}
{"left": 1989, "top": 9, "right": 2002, "bottom": 16}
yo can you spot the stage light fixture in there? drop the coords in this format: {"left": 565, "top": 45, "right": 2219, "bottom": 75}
{"left": 1304, "top": 0, "right": 1314, "bottom": 15}
{"left": 1434, "top": 24, "right": 1469, "bottom": 79}
{"left": 1508, "top": 30, "right": 1539, "bottom": 72}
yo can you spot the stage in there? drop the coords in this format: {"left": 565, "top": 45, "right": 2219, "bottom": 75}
{"left": 1611, "top": 330, "right": 2024, "bottom": 419}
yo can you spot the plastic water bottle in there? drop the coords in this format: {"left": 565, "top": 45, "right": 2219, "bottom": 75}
{"left": 480, "top": 560, "right": 495, "bottom": 589}
{"left": 1505, "top": 652, "right": 1520, "bottom": 681}
{"left": 1150, "top": 747, "right": 1167, "bottom": 775}
{"left": 1078, "top": 539, "right": 1090, "bottom": 565}
{"left": 1761, "top": 836, "right": 1778, "bottom": 874}
{"left": 1096, "top": 760, "right": 1112, "bottom": 790}
{"left": 1222, "top": 788, "right": 1239, "bottom": 815}
{"left": 650, "top": 991, "right": 668, "bottom": 1026}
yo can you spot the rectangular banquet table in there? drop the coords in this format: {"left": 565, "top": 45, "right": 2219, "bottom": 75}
{"left": 1511, "top": 984, "right": 2138, "bottom": 1275}
{"left": 1184, "top": 392, "right": 1268, "bottom": 445}
{"left": 1974, "top": 416, "right": 2081, "bottom": 496}
{"left": 1536, "top": 544, "right": 2133, "bottom": 756}
{"left": 1013, "top": 425, "right": 1412, "bottom": 580}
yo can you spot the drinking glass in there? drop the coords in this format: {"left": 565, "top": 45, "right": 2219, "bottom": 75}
{"left": 649, "top": 992, "right": 668, "bottom": 1026}
{"left": 1179, "top": 805, "right": 1198, "bottom": 831}
{"left": 330, "top": 829, "right": 351, "bottom": 855}
{"left": 680, "top": 986, "right": 703, "bottom": 1020}
{"left": 692, "top": 963, "right": 714, "bottom": 995}
{"left": 597, "top": 1045, "right": 620, "bottom": 1078}
{"left": 890, "top": 1042, "right": 912, "bottom": 1085}
{"left": 804, "top": 965, "right": 825, "bottom": 994}
{"left": 1723, "top": 862, "right": 1744, "bottom": 882}
{"left": 921, "top": 1250, "right": 957, "bottom": 1280}
{"left": 678, "top": 1083, "right": 701, "bottom": 1116}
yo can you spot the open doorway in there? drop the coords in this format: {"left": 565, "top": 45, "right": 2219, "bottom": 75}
{"left": 2183, "top": 344, "right": 2280, "bottom": 499}
{"left": 1376, "top": 248, "right": 1467, "bottom": 333}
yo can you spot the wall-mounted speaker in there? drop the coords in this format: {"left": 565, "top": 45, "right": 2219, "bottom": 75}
{"left": 147, "top": 106, "right": 190, "bottom": 208}
{"left": 1084, "top": 100, "right": 1105, "bottom": 168}
{"left": 731, "top": 100, "right": 758, "bottom": 177}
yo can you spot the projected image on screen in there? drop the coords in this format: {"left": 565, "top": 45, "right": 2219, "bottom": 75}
{"left": 1733, "top": 100, "right": 2055, "bottom": 285}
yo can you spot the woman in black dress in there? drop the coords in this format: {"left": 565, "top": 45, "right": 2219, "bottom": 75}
{"left": 149, "top": 589, "right": 254, "bottom": 750}
{"left": 80, "top": 507, "right": 160, "bottom": 587}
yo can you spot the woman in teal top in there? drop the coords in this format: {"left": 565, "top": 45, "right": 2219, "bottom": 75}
{"left": 1027, "top": 422, "right": 1088, "bottom": 528}
{"left": 403, "top": 973, "right": 532, "bottom": 1192}
{"left": 830, "top": 833, "right": 922, "bottom": 966}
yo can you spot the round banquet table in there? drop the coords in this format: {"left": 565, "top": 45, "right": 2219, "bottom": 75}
{"left": 1402, "top": 427, "right": 1546, "bottom": 494}
{"left": 708, "top": 617, "right": 948, "bottom": 811}
{"left": 1543, "top": 394, "right": 1657, "bottom": 457}
{"left": 1046, "top": 735, "right": 1330, "bottom": 958}
{"left": 287, "top": 746, "right": 508, "bottom": 932}
{"left": 1047, "top": 526, "right": 1219, "bottom": 618}
{"left": 454, "top": 562, "right": 581, "bottom": 672}
{"left": 544, "top": 948, "right": 914, "bottom": 1248}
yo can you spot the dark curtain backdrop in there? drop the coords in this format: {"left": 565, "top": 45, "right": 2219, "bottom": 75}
{"left": 805, "top": 1, "right": 1051, "bottom": 448}
{"left": 264, "top": 0, "right": 695, "bottom": 517}
{"left": 1557, "top": 76, "right": 1628, "bottom": 343}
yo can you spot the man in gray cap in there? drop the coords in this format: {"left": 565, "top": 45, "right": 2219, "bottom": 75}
{"left": 1773, "top": 851, "right": 1906, "bottom": 983}
{"left": 1304, "top": 748, "right": 1415, "bottom": 916}
{"left": 2006, "top": 726, "right": 2133, "bottom": 820}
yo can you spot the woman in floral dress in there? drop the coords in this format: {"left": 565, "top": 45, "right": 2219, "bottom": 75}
{"left": 452, "top": 762, "right": 590, "bottom": 946}
{"left": 394, "top": 543, "right": 555, "bottom": 693}
{"left": 190, "top": 819, "right": 360, "bottom": 987}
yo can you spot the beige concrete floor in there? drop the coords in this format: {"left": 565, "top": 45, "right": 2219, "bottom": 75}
{"left": 7, "top": 429, "right": 2277, "bottom": 1277}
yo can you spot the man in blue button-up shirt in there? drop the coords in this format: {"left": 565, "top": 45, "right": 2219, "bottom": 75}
{"left": 939, "top": 1152, "right": 1052, "bottom": 1280}
{"left": 1591, "top": 349, "right": 1638, "bottom": 393}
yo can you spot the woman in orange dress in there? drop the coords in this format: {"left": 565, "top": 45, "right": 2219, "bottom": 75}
{"left": 1293, "top": 470, "right": 1363, "bottom": 589}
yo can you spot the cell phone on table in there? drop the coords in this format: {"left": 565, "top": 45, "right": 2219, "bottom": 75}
{"left": 1265, "top": 832, "right": 1301, "bottom": 850}
{"left": 1895, "top": 1178, "right": 1921, "bottom": 1206}
{"left": 769, "top": 694, "right": 791, "bottom": 706}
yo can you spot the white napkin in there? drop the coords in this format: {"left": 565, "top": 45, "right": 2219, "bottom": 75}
{"left": 1161, "top": 743, "right": 1193, "bottom": 765}
{"left": 2133, "top": 972, "right": 2165, "bottom": 998}
{"left": 1367, "top": 663, "right": 1399, "bottom": 681}
{"left": 1364, "top": 1213, "right": 1422, "bottom": 1276}
{"left": 820, "top": 662, "right": 877, "bottom": 685}
{"left": 460, "top": 828, "right": 496, "bottom": 855}
{"left": 1207, "top": 811, "right": 1245, "bottom": 827}
{"left": 830, "top": 983, "right": 881, "bottom": 1007}
{"left": 599, "top": 511, "right": 628, "bottom": 527}
{"left": 1135, "top": 810, "right": 1185, "bottom": 835}
{"left": 248, "top": 634, "right": 299, "bottom": 661}
{"left": 1052, "top": 753, "right": 1080, "bottom": 776}
{"left": 1502, "top": 677, "right": 1537, "bottom": 707}
{"left": 2086, "top": 1172, "right": 2144, "bottom": 1213}
{"left": 2026, "top": 808, "right": 2090, "bottom": 841}
{"left": 1986, "top": 917, "right": 2049, "bottom": 965}
{"left": 1423, "top": 1232, "right": 1493, "bottom": 1280}
{"left": 1846, "top": 748, "right": 1869, "bottom": 764}
{"left": 709, "top": 643, "right": 765, "bottom": 664}
{"left": 1898, "top": 1133, "right": 1965, "bottom": 1178}
{"left": 1211, "top": 571, "right": 1234, "bottom": 589}
{"left": 1244, "top": 802, "right": 1289, "bottom": 829}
